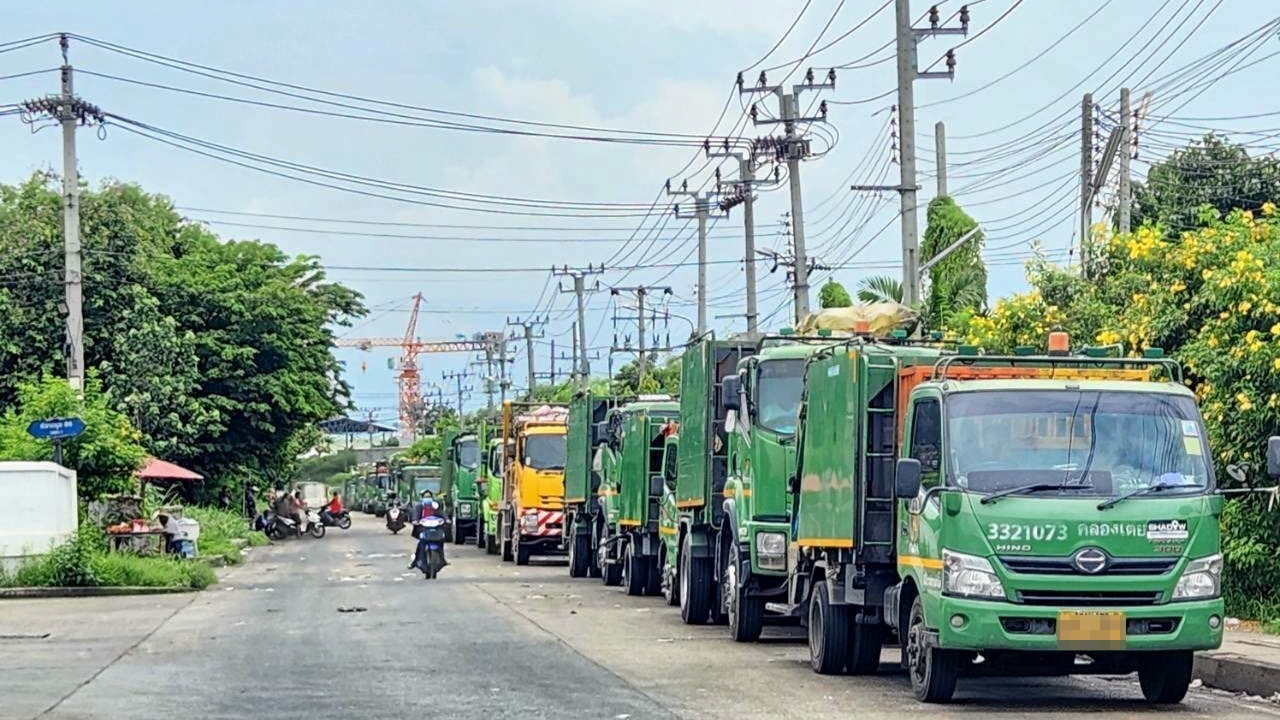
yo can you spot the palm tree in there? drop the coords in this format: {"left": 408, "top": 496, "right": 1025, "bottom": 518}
{"left": 855, "top": 275, "right": 904, "bottom": 304}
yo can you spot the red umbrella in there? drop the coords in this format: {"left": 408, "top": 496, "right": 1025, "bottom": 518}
{"left": 137, "top": 457, "right": 203, "bottom": 482}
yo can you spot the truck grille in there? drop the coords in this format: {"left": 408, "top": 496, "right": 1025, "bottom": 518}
{"left": 1015, "top": 589, "right": 1162, "bottom": 606}
{"left": 1000, "top": 617, "right": 1179, "bottom": 635}
{"left": 1000, "top": 555, "right": 1176, "bottom": 576}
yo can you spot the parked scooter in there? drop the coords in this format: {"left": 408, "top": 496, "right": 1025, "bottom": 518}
{"left": 413, "top": 515, "right": 448, "bottom": 579}
{"left": 268, "top": 508, "right": 326, "bottom": 539}
{"left": 385, "top": 500, "right": 407, "bottom": 534}
{"left": 320, "top": 508, "right": 352, "bottom": 530}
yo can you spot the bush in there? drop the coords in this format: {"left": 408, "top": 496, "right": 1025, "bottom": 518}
{"left": 185, "top": 505, "right": 264, "bottom": 565}
{"left": 0, "top": 524, "right": 216, "bottom": 590}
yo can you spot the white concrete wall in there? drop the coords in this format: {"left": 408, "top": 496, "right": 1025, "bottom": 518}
{"left": 0, "top": 462, "right": 78, "bottom": 561}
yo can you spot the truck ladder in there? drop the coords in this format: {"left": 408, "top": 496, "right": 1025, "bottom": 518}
{"left": 858, "top": 354, "right": 899, "bottom": 564}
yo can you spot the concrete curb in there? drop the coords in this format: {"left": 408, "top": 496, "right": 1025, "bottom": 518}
{"left": 1195, "top": 651, "right": 1280, "bottom": 698}
{"left": 0, "top": 585, "right": 196, "bottom": 599}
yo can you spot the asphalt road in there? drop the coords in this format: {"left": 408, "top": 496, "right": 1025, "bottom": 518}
{"left": 2, "top": 515, "right": 1277, "bottom": 719}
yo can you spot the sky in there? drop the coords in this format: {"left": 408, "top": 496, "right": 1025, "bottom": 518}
{"left": 2, "top": 1, "right": 1275, "bottom": 424}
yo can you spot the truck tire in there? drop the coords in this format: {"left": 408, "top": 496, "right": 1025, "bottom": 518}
{"left": 516, "top": 542, "right": 531, "bottom": 566}
{"left": 486, "top": 532, "right": 499, "bottom": 556}
{"left": 727, "top": 542, "right": 763, "bottom": 643}
{"left": 624, "top": 541, "right": 645, "bottom": 596}
{"left": 476, "top": 516, "right": 486, "bottom": 549}
{"left": 809, "top": 581, "right": 849, "bottom": 675}
{"left": 644, "top": 553, "right": 661, "bottom": 597}
{"left": 905, "top": 595, "right": 958, "bottom": 702}
{"left": 500, "top": 518, "right": 514, "bottom": 562}
{"left": 846, "top": 611, "right": 885, "bottom": 675}
{"left": 569, "top": 531, "right": 590, "bottom": 578}
{"left": 679, "top": 534, "right": 713, "bottom": 625}
{"left": 661, "top": 549, "right": 679, "bottom": 606}
{"left": 1138, "top": 651, "right": 1193, "bottom": 704}
{"left": 452, "top": 516, "right": 464, "bottom": 545}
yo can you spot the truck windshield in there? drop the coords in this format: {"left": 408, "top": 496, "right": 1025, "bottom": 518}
{"left": 413, "top": 477, "right": 441, "bottom": 495}
{"left": 525, "top": 434, "right": 567, "bottom": 470}
{"left": 488, "top": 446, "right": 502, "bottom": 476}
{"left": 456, "top": 438, "right": 479, "bottom": 469}
{"left": 757, "top": 359, "right": 805, "bottom": 434}
{"left": 946, "top": 390, "right": 1211, "bottom": 497}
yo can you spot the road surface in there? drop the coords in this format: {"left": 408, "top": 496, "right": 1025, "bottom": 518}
{"left": 2, "top": 515, "right": 1276, "bottom": 719}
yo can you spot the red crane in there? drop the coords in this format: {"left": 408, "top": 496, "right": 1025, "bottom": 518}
{"left": 335, "top": 293, "right": 489, "bottom": 438}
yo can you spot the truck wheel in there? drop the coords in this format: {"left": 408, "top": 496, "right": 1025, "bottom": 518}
{"left": 679, "top": 534, "right": 713, "bottom": 625}
{"left": 569, "top": 532, "right": 590, "bottom": 578}
{"left": 846, "top": 610, "right": 885, "bottom": 675}
{"left": 1138, "top": 651, "right": 1193, "bottom": 704}
{"left": 500, "top": 519, "right": 514, "bottom": 562}
{"left": 476, "top": 517, "right": 486, "bottom": 549}
{"left": 452, "top": 517, "right": 464, "bottom": 545}
{"left": 624, "top": 540, "right": 645, "bottom": 596}
{"left": 486, "top": 532, "right": 499, "bottom": 556}
{"left": 644, "top": 553, "right": 661, "bottom": 597}
{"left": 727, "top": 544, "right": 763, "bottom": 643}
{"left": 515, "top": 542, "right": 531, "bottom": 566}
{"left": 661, "top": 550, "right": 679, "bottom": 606}
{"left": 809, "top": 581, "right": 850, "bottom": 674}
{"left": 905, "top": 595, "right": 958, "bottom": 702}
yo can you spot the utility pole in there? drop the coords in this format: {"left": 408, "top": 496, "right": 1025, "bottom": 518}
{"left": 708, "top": 140, "right": 782, "bottom": 335}
{"left": 889, "top": 1, "right": 967, "bottom": 305}
{"left": 506, "top": 316, "right": 546, "bottom": 394}
{"left": 1117, "top": 86, "right": 1133, "bottom": 235}
{"left": 442, "top": 370, "right": 472, "bottom": 418}
{"left": 740, "top": 67, "right": 835, "bottom": 322}
{"left": 1079, "top": 93, "right": 1094, "bottom": 276}
{"left": 20, "top": 36, "right": 103, "bottom": 394}
{"left": 610, "top": 285, "right": 673, "bottom": 386}
{"left": 934, "top": 120, "right": 947, "bottom": 197}
{"left": 666, "top": 183, "right": 726, "bottom": 335}
{"left": 554, "top": 265, "right": 603, "bottom": 386}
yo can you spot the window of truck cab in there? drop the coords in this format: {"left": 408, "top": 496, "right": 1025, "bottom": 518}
{"left": 942, "top": 389, "right": 1212, "bottom": 497}
{"left": 523, "top": 433, "right": 567, "bottom": 470}
{"left": 455, "top": 437, "right": 480, "bottom": 469}
{"left": 753, "top": 358, "right": 805, "bottom": 435}
{"left": 908, "top": 397, "right": 942, "bottom": 487}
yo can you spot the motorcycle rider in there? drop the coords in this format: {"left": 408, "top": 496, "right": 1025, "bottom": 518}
{"left": 321, "top": 489, "right": 343, "bottom": 525}
{"left": 409, "top": 490, "right": 448, "bottom": 570}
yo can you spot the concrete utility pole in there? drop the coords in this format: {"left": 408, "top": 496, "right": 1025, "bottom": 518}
{"left": 610, "top": 285, "right": 672, "bottom": 386}
{"left": 1118, "top": 86, "right": 1133, "bottom": 235}
{"left": 934, "top": 121, "right": 948, "bottom": 197}
{"left": 442, "top": 370, "right": 472, "bottom": 418}
{"left": 1079, "top": 93, "right": 1094, "bottom": 276}
{"left": 667, "top": 182, "right": 728, "bottom": 335}
{"left": 709, "top": 140, "right": 782, "bottom": 335}
{"left": 472, "top": 345, "right": 496, "bottom": 411}
{"left": 20, "top": 37, "right": 103, "bottom": 394}
{"left": 892, "top": 0, "right": 967, "bottom": 305}
{"left": 553, "top": 265, "right": 603, "bottom": 386}
{"left": 506, "top": 316, "right": 546, "bottom": 394}
{"left": 740, "top": 67, "right": 835, "bottom": 323}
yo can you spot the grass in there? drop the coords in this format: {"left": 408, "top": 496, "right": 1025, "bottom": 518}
{"left": 0, "top": 529, "right": 216, "bottom": 591}
{"left": 184, "top": 506, "right": 268, "bottom": 565}
{"left": 90, "top": 552, "right": 217, "bottom": 590}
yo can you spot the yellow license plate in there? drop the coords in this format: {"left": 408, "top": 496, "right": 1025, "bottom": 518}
{"left": 1057, "top": 611, "right": 1126, "bottom": 651}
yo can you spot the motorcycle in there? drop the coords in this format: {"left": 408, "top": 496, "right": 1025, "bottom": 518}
{"left": 320, "top": 508, "right": 352, "bottom": 530}
{"left": 385, "top": 502, "right": 407, "bottom": 534}
{"left": 267, "top": 509, "right": 326, "bottom": 539}
{"left": 414, "top": 515, "right": 448, "bottom": 579}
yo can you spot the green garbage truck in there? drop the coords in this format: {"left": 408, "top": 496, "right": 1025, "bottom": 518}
{"left": 442, "top": 428, "right": 484, "bottom": 544}
{"left": 564, "top": 391, "right": 620, "bottom": 578}
{"left": 594, "top": 397, "right": 680, "bottom": 594}
{"left": 782, "top": 332, "right": 1230, "bottom": 704}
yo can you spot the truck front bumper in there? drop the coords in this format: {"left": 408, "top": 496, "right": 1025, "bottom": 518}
{"left": 935, "top": 595, "right": 1224, "bottom": 653}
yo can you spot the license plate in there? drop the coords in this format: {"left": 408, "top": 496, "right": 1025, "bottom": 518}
{"left": 1057, "top": 611, "right": 1126, "bottom": 651}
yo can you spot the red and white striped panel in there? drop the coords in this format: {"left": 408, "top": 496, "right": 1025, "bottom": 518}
{"left": 529, "top": 510, "right": 563, "bottom": 537}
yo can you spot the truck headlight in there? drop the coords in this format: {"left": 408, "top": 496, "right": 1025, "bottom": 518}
{"left": 521, "top": 512, "right": 540, "bottom": 533}
{"left": 756, "top": 531, "right": 787, "bottom": 570}
{"left": 1173, "top": 553, "right": 1222, "bottom": 601}
{"left": 942, "top": 549, "right": 1005, "bottom": 600}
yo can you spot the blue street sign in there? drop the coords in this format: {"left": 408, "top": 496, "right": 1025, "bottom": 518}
{"left": 26, "top": 417, "right": 86, "bottom": 440}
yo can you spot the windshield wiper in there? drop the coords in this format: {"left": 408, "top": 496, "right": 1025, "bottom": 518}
{"left": 980, "top": 483, "right": 1094, "bottom": 505}
{"left": 1097, "top": 480, "right": 1204, "bottom": 510}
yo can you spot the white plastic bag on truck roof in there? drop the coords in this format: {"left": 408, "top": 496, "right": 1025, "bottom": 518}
{"left": 795, "top": 302, "right": 917, "bottom": 338}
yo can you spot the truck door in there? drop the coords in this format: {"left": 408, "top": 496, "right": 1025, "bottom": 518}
{"left": 900, "top": 393, "right": 944, "bottom": 570}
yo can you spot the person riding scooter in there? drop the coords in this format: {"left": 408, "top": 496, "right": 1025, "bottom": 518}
{"left": 409, "top": 490, "right": 448, "bottom": 570}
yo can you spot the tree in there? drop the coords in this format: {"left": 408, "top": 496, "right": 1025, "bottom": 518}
{"left": 611, "top": 356, "right": 680, "bottom": 396}
{"left": 818, "top": 279, "right": 852, "bottom": 308}
{"left": 920, "top": 196, "right": 987, "bottom": 325}
{"left": 0, "top": 174, "right": 365, "bottom": 494}
{"left": 400, "top": 435, "right": 443, "bottom": 465}
{"left": 1132, "top": 133, "right": 1280, "bottom": 234}
{"left": 948, "top": 208, "right": 1280, "bottom": 621}
{"left": 0, "top": 374, "right": 147, "bottom": 499}
{"left": 855, "top": 275, "right": 904, "bottom": 304}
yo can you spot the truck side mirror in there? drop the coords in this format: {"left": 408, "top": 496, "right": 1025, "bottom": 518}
{"left": 649, "top": 473, "right": 665, "bottom": 496}
{"left": 787, "top": 474, "right": 799, "bottom": 494}
{"left": 1268, "top": 436, "right": 1280, "bottom": 479}
{"left": 895, "top": 458, "right": 922, "bottom": 499}
{"left": 720, "top": 375, "right": 741, "bottom": 411}
{"left": 591, "top": 423, "right": 607, "bottom": 445}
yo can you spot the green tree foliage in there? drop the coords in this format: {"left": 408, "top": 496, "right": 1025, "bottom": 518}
{"left": 818, "top": 279, "right": 852, "bottom": 308}
{"left": 949, "top": 209, "right": 1280, "bottom": 620}
{"left": 921, "top": 196, "right": 987, "bottom": 325}
{"left": 400, "top": 435, "right": 443, "bottom": 465}
{"left": 0, "top": 175, "right": 364, "bottom": 494}
{"left": 611, "top": 356, "right": 680, "bottom": 395}
{"left": 0, "top": 374, "right": 147, "bottom": 498}
{"left": 855, "top": 275, "right": 903, "bottom": 304}
{"left": 295, "top": 450, "right": 358, "bottom": 484}
{"left": 1132, "top": 134, "right": 1280, "bottom": 234}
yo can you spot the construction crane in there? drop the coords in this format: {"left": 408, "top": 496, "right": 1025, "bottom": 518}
{"left": 334, "top": 293, "right": 493, "bottom": 439}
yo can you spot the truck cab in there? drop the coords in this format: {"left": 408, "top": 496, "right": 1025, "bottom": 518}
{"left": 443, "top": 429, "right": 483, "bottom": 544}
{"left": 498, "top": 402, "right": 569, "bottom": 565}
{"left": 478, "top": 436, "right": 504, "bottom": 555}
